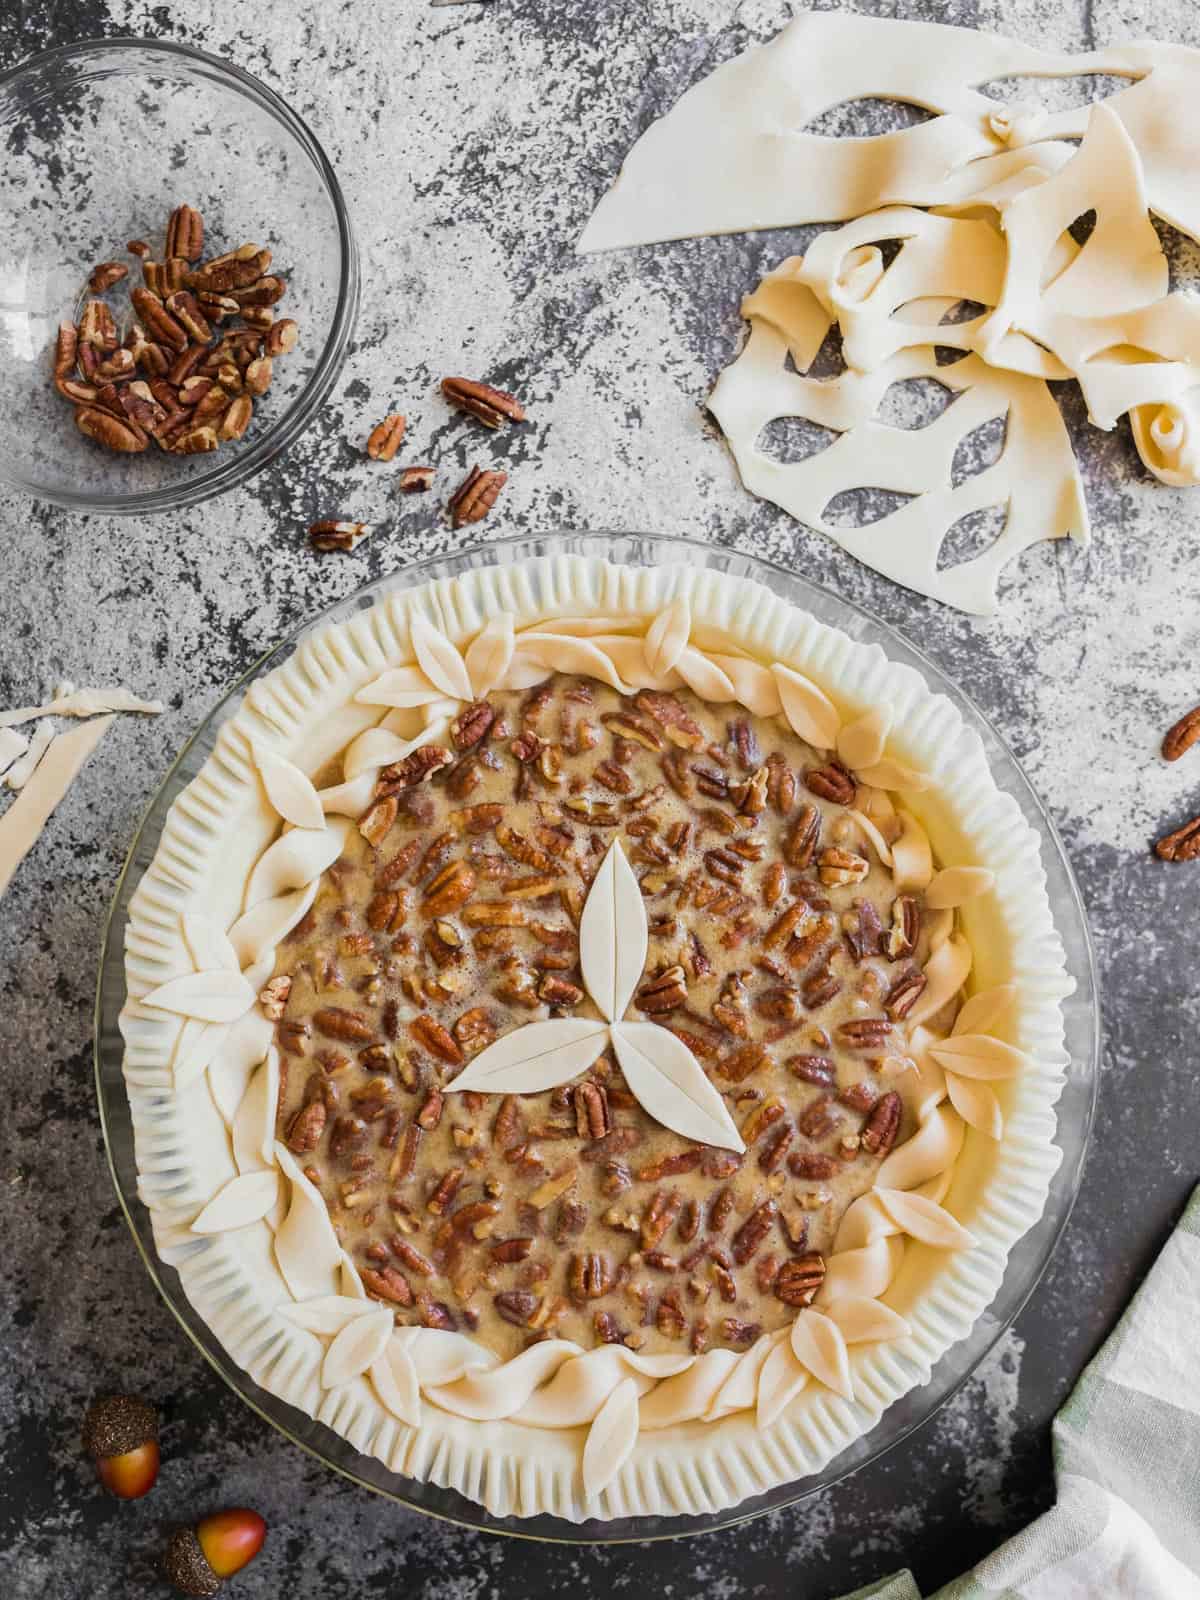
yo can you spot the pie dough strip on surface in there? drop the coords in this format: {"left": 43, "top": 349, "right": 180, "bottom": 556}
{"left": 0, "top": 716, "right": 113, "bottom": 898}
{"left": 579, "top": 12, "right": 1200, "bottom": 252}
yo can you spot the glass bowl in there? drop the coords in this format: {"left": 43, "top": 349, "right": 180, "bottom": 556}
{"left": 94, "top": 533, "right": 1099, "bottom": 1541}
{"left": 0, "top": 38, "right": 358, "bottom": 514}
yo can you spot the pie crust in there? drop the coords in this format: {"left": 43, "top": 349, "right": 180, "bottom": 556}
{"left": 120, "top": 554, "right": 1071, "bottom": 1522}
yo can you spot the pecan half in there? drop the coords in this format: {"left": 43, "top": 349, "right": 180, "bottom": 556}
{"left": 285, "top": 1099, "right": 326, "bottom": 1152}
{"left": 494, "top": 1290, "right": 539, "bottom": 1326}
{"left": 837, "top": 1017, "right": 892, "bottom": 1050}
{"left": 805, "top": 763, "right": 856, "bottom": 806}
{"left": 166, "top": 203, "right": 205, "bottom": 261}
{"left": 569, "top": 1251, "right": 613, "bottom": 1300}
{"left": 783, "top": 804, "right": 821, "bottom": 867}
{"left": 313, "top": 1007, "right": 375, "bottom": 1043}
{"left": 732, "top": 1199, "right": 778, "bottom": 1264}
{"left": 888, "top": 894, "right": 921, "bottom": 959}
{"left": 636, "top": 965, "right": 688, "bottom": 1015}
{"left": 423, "top": 860, "right": 476, "bottom": 917}
{"left": 775, "top": 1252, "right": 826, "bottom": 1306}
{"left": 884, "top": 969, "right": 927, "bottom": 1020}
{"left": 451, "top": 701, "right": 495, "bottom": 750}
{"left": 361, "top": 1265, "right": 413, "bottom": 1305}
{"left": 448, "top": 464, "right": 508, "bottom": 528}
{"left": 635, "top": 691, "right": 705, "bottom": 750}
{"left": 367, "top": 412, "right": 407, "bottom": 460}
{"left": 1163, "top": 704, "right": 1200, "bottom": 761}
{"left": 441, "top": 376, "right": 526, "bottom": 429}
{"left": 380, "top": 745, "right": 454, "bottom": 791}
{"left": 861, "top": 1090, "right": 902, "bottom": 1155}
{"left": 75, "top": 407, "right": 146, "bottom": 453}
{"left": 409, "top": 1013, "right": 464, "bottom": 1065}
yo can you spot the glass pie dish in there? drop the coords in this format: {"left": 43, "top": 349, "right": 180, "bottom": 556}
{"left": 94, "top": 533, "right": 1099, "bottom": 1541}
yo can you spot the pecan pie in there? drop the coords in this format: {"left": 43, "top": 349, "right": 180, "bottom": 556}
{"left": 123, "top": 557, "right": 1068, "bottom": 1522}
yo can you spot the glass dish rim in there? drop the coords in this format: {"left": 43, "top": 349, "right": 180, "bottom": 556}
{"left": 0, "top": 34, "right": 359, "bottom": 516}
{"left": 94, "top": 530, "right": 1100, "bottom": 1543}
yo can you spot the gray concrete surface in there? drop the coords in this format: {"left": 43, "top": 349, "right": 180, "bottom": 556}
{"left": 2, "top": 1, "right": 1198, "bottom": 1595}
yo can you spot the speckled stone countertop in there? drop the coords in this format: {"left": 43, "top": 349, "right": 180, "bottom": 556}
{"left": 2, "top": 1, "right": 1199, "bottom": 1595}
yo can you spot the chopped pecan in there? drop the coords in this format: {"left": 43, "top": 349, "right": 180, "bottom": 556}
{"left": 426, "top": 1167, "right": 465, "bottom": 1215}
{"left": 731, "top": 1199, "right": 778, "bottom": 1265}
{"left": 539, "top": 973, "right": 584, "bottom": 1007}
{"left": 451, "top": 701, "right": 496, "bottom": 750}
{"left": 788, "top": 1151, "right": 840, "bottom": 1180}
{"left": 758, "top": 1123, "right": 795, "bottom": 1173}
{"left": 786, "top": 1053, "right": 836, "bottom": 1087}
{"left": 722, "top": 1318, "right": 761, "bottom": 1346}
{"left": 409, "top": 1013, "right": 464, "bottom": 1065}
{"left": 766, "top": 752, "right": 798, "bottom": 813}
{"left": 594, "top": 1310, "right": 624, "bottom": 1343}
{"left": 1155, "top": 815, "right": 1200, "bottom": 861}
{"left": 258, "top": 974, "right": 292, "bottom": 1020}
{"left": 641, "top": 1189, "right": 683, "bottom": 1248}
{"left": 454, "top": 1007, "right": 497, "bottom": 1051}
{"left": 491, "top": 1236, "right": 534, "bottom": 1264}
{"left": 709, "top": 1187, "right": 736, "bottom": 1232}
{"left": 884, "top": 969, "right": 927, "bottom": 1020}
{"left": 838, "top": 1081, "right": 877, "bottom": 1113}
{"left": 76, "top": 406, "right": 147, "bottom": 453}
{"left": 837, "top": 1017, "right": 893, "bottom": 1050}
{"left": 775, "top": 1252, "right": 826, "bottom": 1306}
{"left": 573, "top": 1081, "right": 611, "bottom": 1139}
{"left": 448, "top": 464, "right": 507, "bottom": 528}
{"left": 416, "top": 1090, "right": 444, "bottom": 1130}
{"left": 423, "top": 860, "right": 477, "bottom": 918}
{"left": 313, "top": 1007, "right": 375, "bottom": 1043}
{"left": 818, "top": 847, "right": 869, "bottom": 887}
{"left": 286, "top": 1099, "right": 326, "bottom": 1153}
{"left": 637, "top": 1150, "right": 702, "bottom": 1182}
{"left": 802, "top": 968, "right": 841, "bottom": 1009}
{"left": 731, "top": 765, "right": 768, "bottom": 814}
{"left": 379, "top": 745, "right": 454, "bottom": 791}
{"left": 888, "top": 894, "right": 921, "bottom": 959}
{"left": 635, "top": 690, "right": 705, "bottom": 749}
{"left": 358, "top": 796, "right": 398, "bottom": 848}
{"left": 718, "top": 1041, "right": 770, "bottom": 1082}
{"left": 330, "top": 1115, "right": 369, "bottom": 1157}
{"left": 762, "top": 862, "right": 788, "bottom": 908}
{"left": 797, "top": 1096, "right": 841, "bottom": 1139}
{"left": 391, "top": 1237, "right": 435, "bottom": 1275}
{"left": 493, "top": 1290, "right": 540, "bottom": 1326}
{"left": 88, "top": 260, "right": 129, "bottom": 292}
{"left": 636, "top": 965, "right": 688, "bottom": 1015}
{"left": 399, "top": 464, "right": 436, "bottom": 493}
{"left": 361, "top": 1265, "right": 412, "bottom": 1305}
{"left": 861, "top": 1090, "right": 902, "bottom": 1155}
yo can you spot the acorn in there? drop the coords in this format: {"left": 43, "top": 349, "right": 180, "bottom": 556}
{"left": 163, "top": 1509, "right": 267, "bottom": 1596}
{"left": 81, "top": 1394, "right": 160, "bottom": 1499}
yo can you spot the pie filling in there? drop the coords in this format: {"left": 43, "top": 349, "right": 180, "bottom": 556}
{"left": 267, "top": 676, "right": 952, "bottom": 1361}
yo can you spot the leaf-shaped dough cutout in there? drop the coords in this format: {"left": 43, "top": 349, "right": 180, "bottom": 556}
{"left": 280, "top": 1295, "right": 371, "bottom": 1336}
{"left": 190, "top": 1169, "right": 279, "bottom": 1234}
{"left": 706, "top": 1330, "right": 783, "bottom": 1420}
{"left": 343, "top": 726, "right": 417, "bottom": 782}
{"left": 643, "top": 597, "right": 690, "bottom": 677}
{"left": 446, "top": 1019, "right": 609, "bottom": 1094}
{"left": 772, "top": 664, "right": 839, "bottom": 749}
{"left": 579, "top": 839, "right": 647, "bottom": 1022}
{"left": 232, "top": 1051, "right": 279, "bottom": 1173}
{"left": 410, "top": 614, "right": 472, "bottom": 701}
{"left": 856, "top": 757, "right": 932, "bottom": 791}
{"left": 944, "top": 1071, "right": 1003, "bottom": 1138}
{"left": 173, "top": 1018, "right": 230, "bottom": 1093}
{"left": 929, "top": 1034, "right": 1028, "bottom": 1081}
{"left": 244, "top": 819, "right": 347, "bottom": 911}
{"left": 826, "top": 1297, "right": 911, "bottom": 1345}
{"left": 876, "top": 1186, "right": 976, "bottom": 1248}
{"left": 953, "top": 984, "right": 1016, "bottom": 1037}
{"left": 465, "top": 613, "right": 515, "bottom": 697}
{"left": 274, "top": 1145, "right": 342, "bottom": 1301}
{"left": 848, "top": 808, "right": 893, "bottom": 867}
{"left": 582, "top": 1377, "right": 639, "bottom": 1500}
{"left": 709, "top": 653, "right": 781, "bottom": 717}
{"left": 925, "top": 865, "right": 995, "bottom": 910}
{"left": 317, "top": 772, "right": 378, "bottom": 818}
{"left": 143, "top": 968, "right": 255, "bottom": 1023}
{"left": 181, "top": 912, "right": 239, "bottom": 974}
{"left": 790, "top": 1309, "right": 854, "bottom": 1399}
{"left": 354, "top": 665, "right": 445, "bottom": 709}
{"left": 878, "top": 1104, "right": 964, "bottom": 1191}
{"left": 837, "top": 706, "right": 891, "bottom": 771}
{"left": 890, "top": 809, "right": 933, "bottom": 892}
{"left": 674, "top": 645, "right": 736, "bottom": 702}
{"left": 370, "top": 1342, "right": 422, "bottom": 1427}
{"left": 610, "top": 1022, "right": 744, "bottom": 1152}
{"left": 909, "top": 933, "right": 972, "bottom": 1024}
{"left": 226, "top": 882, "right": 318, "bottom": 969}
{"left": 254, "top": 748, "right": 324, "bottom": 830}
{"left": 395, "top": 1327, "right": 498, "bottom": 1386}
{"left": 756, "top": 1340, "right": 809, "bottom": 1429}
{"left": 322, "top": 1307, "right": 394, "bottom": 1389}
{"left": 513, "top": 633, "right": 631, "bottom": 692}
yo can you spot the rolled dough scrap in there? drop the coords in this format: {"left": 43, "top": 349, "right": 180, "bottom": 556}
{"left": 0, "top": 716, "right": 113, "bottom": 898}
{"left": 708, "top": 258, "right": 1088, "bottom": 615}
{"left": 0, "top": 685, "right": 163, "bottom": 727}
{"left": 0, "top": 728, "right": 29, "bottom": 780}
{"left": 6, "top": 719, "right": 55, "bottom": 790}
{"left": 580, "top": 13, "right": 1200, "bottom": 251}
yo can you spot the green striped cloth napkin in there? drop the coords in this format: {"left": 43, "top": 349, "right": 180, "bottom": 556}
{"left": 841, "top": 1186, "right": 1200, "bottom": 1600}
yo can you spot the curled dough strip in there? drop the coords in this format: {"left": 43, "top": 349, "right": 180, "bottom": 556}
{"left": 643, "top": 596, "right": 691, "bottom": 676}
{"left": 879, "top": 1104, "right": 966, "bottom": 1191}
{"left": 514, "top": 1348, "right": 692, "bottom": 1428}
{"left": 425, "top": 1341, "right": 584, "bottom": 1420}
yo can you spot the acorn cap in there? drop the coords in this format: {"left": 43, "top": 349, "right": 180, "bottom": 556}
{"left": 81, "top": 1394, "right": 159, "bottom": 1459}
{"left": 163, "top": 1527, "right": 222, "bottom": 1598}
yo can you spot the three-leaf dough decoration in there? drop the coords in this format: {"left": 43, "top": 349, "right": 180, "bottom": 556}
{"left": 446, "top": 838, "right": 745, "bottom": 1153}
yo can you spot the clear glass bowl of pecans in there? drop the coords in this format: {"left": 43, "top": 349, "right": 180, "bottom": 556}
{"left": 95, "top": 533, "right": 1101, "bottom": 1541}
{"left": 0, "top": 38, "right": 359, "bottom": 514}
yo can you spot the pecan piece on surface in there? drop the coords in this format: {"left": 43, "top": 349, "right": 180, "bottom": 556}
{"left": 888, "top": 894, "right": 921, "bottom": 959}
{"left": 884, "top": 969, "right": 927, "bottom": 1020}
{"left": 635, "top": 690, "right": 705, "bottom": 750}
{"left": 569, "top": 1252, "right": 613, "bottom": 1300}
{"left": 448, "top": 464, "right": 507, "bottom": 528}
{"left": 380, "top": 745, "right": 454, "bottom": 791}
{"left": 636, "top": 965, "right": 688, "bottom": 1015}
{"left": 494, "top": 1290, "right": 540, "bottom": 1326}
{"left": 788, "top": 1151, "right": 840, "bottom": 1180}
{"left": 88, "top": 260, "right": 128, "bottom": 292}
{"left": 491, "top": 1236, "right": 534, "bottom": 1264}
{"left": 399, "top": 465, "right": 436, "bottom": 494}
{"left": 861, "top": 1090, "right": 902, "bottom": 1155}
{"left": 75, "top": 406, "right": 147, "bottom": 453}
{"left": 423, "top": 860, "right": 476, "bottom": 917}
{"left": 451, "top": 701, "right": 496, "bottom": 750}
{"left": 641, "top": 1188, "right": 683, "bottom": 1249}
{"left": 837, "top": 1017, "right": 893, "bottom": 1050}
{"left": 786, "top": 1053, "right": 836, "bottom": 1087}
{"left": 266, "top": 317, "right": 299, "bottom": 356}
{"left": 309, "top": 518, "right": 373, "bottom": 553}
{"left": 441, "top": 375, "right": 526, "bottom": 429}
{"left": 1156, "top": 815, "right": 1200, "bottom": 861}
{"left": 258, "top": 975, "right": 292, "bottom": 1020}
{"left": 313, "top": 1006, "right": 375, "bottom": 1043}
{"left": 1163, "top": 703, "right": 1200, "bottom": 761}
{"left": 818, "top": 847, "right": 869, "bottom": 887}
{"left": 775, "top": 1251, "right": 826, "bottom": 1306}
{"left": 366, "top": 412, "right": 407, "bottom": 460}
{"left": 805, "top": 763, "right": 857, "bottom": 806}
